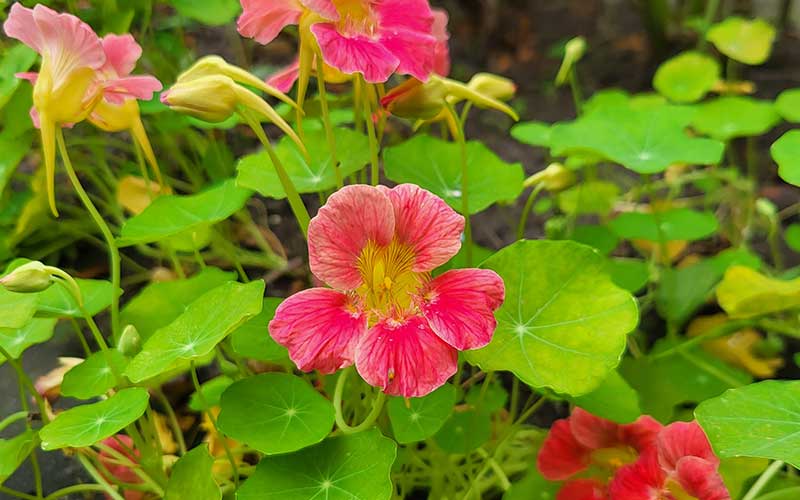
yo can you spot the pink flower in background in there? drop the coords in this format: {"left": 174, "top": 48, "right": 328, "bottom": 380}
{"left": 608, "top": 421, "right": 730, "bottom": 500}
{"left": 270, "top": 184, "right": 504, "bottom": 397}
{"left": 95, "top": 34, "right": 162, "bottom": 105}
{"left": 238, "top": 0, "right": 440, "bottom": 83}
{"left": 98, "top": 435, "right": 144, "bottom": 500}
{"left": 431, "top": 8, "right": 451, "bottom": 76}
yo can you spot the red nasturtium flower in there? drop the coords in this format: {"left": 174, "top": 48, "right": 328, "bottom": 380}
{"left": 537, "top": 408, "right": 663, "bottom": 499}
{"left": 269, "top": 184, "right": 504, "bottom": 397}
{"left": 98, "top": 435, "right": 144, "bottom": 500}
{"left": 609, "top": 421, "right": 730, "bottom": 500}
{"left": 238, "top": 0, "right": 439, "bottom": 83}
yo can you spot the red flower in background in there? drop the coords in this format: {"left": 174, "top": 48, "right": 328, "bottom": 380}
{"left": 98, "top": 435, "right": 144, "bottom": 500}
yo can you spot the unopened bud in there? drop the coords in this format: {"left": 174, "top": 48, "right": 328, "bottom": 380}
{"left": 438, "top": 76, "right": 519, "bottom": 120}
{"left": 381, "top": 78, "right": 448, "bottom": 120}
{"left": 161, "top": 75, "right": 239, "bottom": 123}
{"left": 467, "top": 73, "right": 517, "bottom": 102}
{"left": 524, "top": 163, "right": 576, "bottom": 192}
{"left": 118, "top": 325, "right": 142, "bottom": 356}
{"left": 0, "top": 261, "right": 53, "bottom": 293}
{"left": 556, "top": 36, "right": 587, "bottom": 86}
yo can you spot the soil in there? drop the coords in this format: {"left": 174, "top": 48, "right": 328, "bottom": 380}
{"left": 4, "top": 0, "right": 800, "bottom": 497}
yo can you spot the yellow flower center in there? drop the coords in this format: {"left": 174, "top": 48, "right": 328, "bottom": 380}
{"left": 356, "top": 240, "right": 426, "bottom": 323}
{"left": 332, "top": 0, "right": 378, "bottom": 37}
{"left": 664, "top": 479, "right": 697, "bottom": 500}
{"left": 590, "top": 446, "right": 639, "bottom": 472}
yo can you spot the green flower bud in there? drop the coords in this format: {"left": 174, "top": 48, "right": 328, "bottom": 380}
{"left": 118, "top": 325, "right": 142, "bottom": 357}
{"left": 381, "top": 78, "right": 448, "bottom": 120}
{"left": 467, "top": 73, "right": 517, "bottom": 102}
{"left": 0, "top": 261, "right": 53, "bottom": 293}
{"left": 524, "top": 163, "right": 576, "bottom": 192}
{"left": 556, "top": 36, "right": 587, "bottom": 86}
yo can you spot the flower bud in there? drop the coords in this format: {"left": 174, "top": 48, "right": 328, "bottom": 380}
{"left": 556, "top": 36, "right": 587, "bottom": 86}
{"left": 438, "top": 76, "right": 519, "bottom": 121}
{"left": 117, "top": 325, "right": 142, "bottom": 356}
{"left": 467, "top": 73, "right": 517, "bottom": 102}
{"left": 0, "top": 261, "right": 53, "bottom": 293}
{"left": 161, "top": 75, "right": 239, "bottom": 123}
{"left": 381, "top": 78, "right": 448, "bottom": 120}
{"left": 524, "top": 163, "right": 576, "bottom": 192}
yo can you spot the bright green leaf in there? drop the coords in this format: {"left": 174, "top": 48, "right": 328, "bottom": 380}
{"left": 775, "top": 88, "right": 800, "bottom": 123}
{"left": 0, "top": 288, "right": 37, "bottom": 329}
{"left": 383, "top": 135, "right": 525, "bottom": 215}
{"left": 36, "top": 278, "right": 116, "bottom": 318}
{"left": 557, "top": 181, "right": 619, "bottom": 216}
{"left": 39, "top": 388, "right": 150, "bottom": 450}
{"left": 433, "top": 409, "right": 491, "bottom": 454}
{"left": 0, "top": 429, "right": 37, "bottom": 484}
{"left": 465, "top": 379, "right": 508, "bottom": 413}
{"left": 0, "top": 132, "right": 34, "bottom": 195}
{"left": 771, "top": 130, "right": 800, "bottom": 187}
{"left": 230, "top": 298, "right": 288, "bottom": 362}
{"left": 785, "top": 224, "right": 800, "bottom": 253}
{"left": 236, "top": 429, "right": 396, "bottom": 500}
{"left": 237, "top": 128, "right": 370, "bottom": 198}
{"left": 503, "top": 469, "right": 560, "bottom": 500}
{"left": 610, "top": 208, "right": 719, "bottom": 242}
{"left": 692, "top": 97, "right": 781, "bottom": 141}
{"left": 570, "top": 224, "right": 619, "bottom": 255}
{"left": 117, "top": 180, "right": 252, "bottom": 247}
{"left": 124, "top": 281, "right": 264, "bottom": 383}
{"left": 0, "top": 318, "right": 56, "bottom": 364}
{"left": 717, "top": 266, "right": 800, "bottom": 318}
{"left": 653, "top": 51, "right": 720, "bottom": 103}
{"left": 189, "top": 376, "right": 234, "bottom": 412}
{"left": 707, "top": 17, "right": 776, "bottom": 65}
{"left": 695, "top": 380, "right": 800, "bottom": 468}
{"left": 465, "top": 240, "right": 639, "bottom": 396}
{"left": 164, "top": 445, "right": 220, "bottom": 500}
{"left": 569, "top": 370, "right": 641, "bottom": 423}
{"left": 169, "top": 0, "right": 241, "bottom": 26}
{"left": 387, "top": 384, "right": 456, "bottom": 444}
{"left": 510, "top": 121, "right": 552, "bottom": 147}
{"left": 604, "top": 258, "right": 650, "bottom": 294}
{"left": 218, "top": 373, "right": 334, "bottom": 455}
{"left": 0, "top": 45, "right": 37, "bottom": 110}
{"left": 719, "top": 457, "right": 769, "bottom": 499}
{"left": 61, "top": 350, "right": 128, "bottom": 400}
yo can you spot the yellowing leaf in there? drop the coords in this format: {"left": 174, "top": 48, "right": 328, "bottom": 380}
{"left": 632, "top": 239, "right": 687, "bottom": 264}
{"left": 117, "top": 175, "right": 172, "bottom": 215}
{"left": 717, "top": 266, "right": 800, "bottom": 318}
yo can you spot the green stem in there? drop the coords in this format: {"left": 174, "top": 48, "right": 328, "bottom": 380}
{"left": 649, "top": 319, "right": 754, "bottom": 360}
{"left": 447, "top": 103, "right": 473, "bottom": 266}
{"left": 361, "top": 78, "right": 381, "bottom": 186}
{"left": 94, "top": 442, "right": 164, "bottom": 496}
{"left": 43, "top": 484, "right": 109, "bottom": 500}
{"left": 742, "top": 461, "right": 785, "bottom": 500}
{"left": 69, "top": 318, "right": 92, "bottom": 357}
{"left": 77, "top": 454, "right": 125, "bottom": 500}
{"left": 517, "top": 184, "right": 545, "bottom": 240}
{"left": 568, "top": 68, "right": 583, "bottom": 115}
{"left": 0, "top": 486, "right": 37, "bottom": 500}
{"left": 0, "top": 346, "right": 49, "bottom": 424}
{"left": 242, "top": 112, "right": 310, "bottom": 237}
{"left": 699, "top": 0, "right": 720, "bottom": 49}
{"left": 153, "top": 389, "right": 187, "bottom": 455}
{"left": 314, "top": 47, "right": 342, "bottom": 189}
{"left": 333, "top": 368, "right": 386, "bottom": 434}
{"left": 0, "top": 411, "right": 28, "bottom": 433}
{"left": 56, "top": 129, "right": 121, "bottom": 343}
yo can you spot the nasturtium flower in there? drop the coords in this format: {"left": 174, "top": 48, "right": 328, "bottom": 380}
{"left": 98, "top": 435, "right": 145, "bottom": 500}
{"left": 557, "top": 479, "right": 608, "bottom": 500}
{"left": 537, "top": 408, "right": 662, "bottom": 495}
{"left": 269, "top": 184, "right": 504, "bottom": 397}
{"left": 431, "top": 8, "right": 451, "bottom": 77}
{"left": 609, "top": 421, "right": 730, "bottom": 500}
{"left": 238, "top": 0, "right": 439, "bottom": 83}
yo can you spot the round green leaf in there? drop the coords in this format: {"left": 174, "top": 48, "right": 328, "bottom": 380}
{"left": 557, "top": 181, "right": 619, "bottom": 216}
{"left": 237, "top": 128, "right": 370, "bottom": 199}
{"left": 707, "top": 17, "right": 776, "bottom": 65}
{"left": 0, "top": 318, "right": 57, "bottom": 365}
{"left": 604, "top": 258, "right": 649, "bottom": 294}
{"left": 550, "top": 103, "right": 724, "bottom": 174}
{"left": 387, "top": 384, "right": 456, "bottom": 444}
{"left": 568, "top": 371, "right": 641, "bottom": 424}
{"left": 117, "top": 180, "right": 252, "bottom": 247}
{"left": 775, "top": 88, "right": 800, "bottom": 123}
{"left": 785, "top": 224, "right": 800, "bottom": 253}
{"left": 692, "top": 96, "right": 781, "bottom": 141}
{"left": 465, "top": 380, "right": 508, "bottom": 413}
{"left": 39, "top": 388, "right": 150, "bottom": 450}
{"left": 169, "top": 0, "right": 240, "bottom": 26}
{"left": 165, "top": 445, "right": 220, "bottom": 500}
{"left": 236, "top": 429, "right": 396, "bottom": 500}
{"left": 0, "top": 430, "right": 37, "bottom": 484}
{"left": 609, "top": 208, "right": 719, "bottom": 242}
{"left": 231, "top": 298, "right": 288, "bottom": 362}
{"left": 695, "top": 380, "right": 800, "bottom": 468}
{"left": 124, "top": 281, "right": 265, "bottom": 383}
{"left": 0, "top": 288, "right": 36, "bottom": 329}
{"left": 771, "top": 130, "right": 800, "bottom": 187}
{"left": 61, "top": 350, "right": 128, "bottom": 400}
{"left": 383, "top": 135, "right": 524, "bottom": 215}
{"left": 433, "top": 409, "right": 491, "bottom": 454}
{"left": 189, "top": 376, "right": 233, "bottom": 412}
{"left": 465, "top": 240, "right": 639, "bottom": 396}
{"left": 570, "top": 224, "right": 619, "bottom": 255}
{"left": 503, "top": 469, "right": 560, "bottom": 500}
{"left": 217, "top": 373, "right": 334, "bottom": 455}
{"left": 653, "top": 51, "right": 720, "bottom": 103}
{"left": 511, "top": 121, "right": 552, "bottom": 147}
{"left": 36, "top": 278, "right": 116, "bottom": 318}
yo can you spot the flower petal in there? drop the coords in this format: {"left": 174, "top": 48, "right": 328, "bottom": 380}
{"left": 420, "top": 269, "right": 504, "bottom": 350}
{"left": 379, "top": 29, "right": 437, "bottom": 81}
{"left": 4, "top": 4, "right": 42, "bottom": 52}
{"left": 375, "top": 0, "right": 435, "bottom": 34}
{"left": 267, "top": 59, "right": 300, "bottom": 93}
{"left": 608, "top": 449, "right": 664, "bottom": 500}
{"left": 657, "top": 421, "right": 718, "bottom": 473}
{"left": 102, "top": 75, "right": 162, "bottom": 104}
{"left": 32, "top": 4, "right": 105, "bottom": 71}
{"left": 299, "top": 0, "right": 339, "bottom": 20}
{"left": 237, "top": 0, "right": 303, "bottom": 45}
{"left": 537, "top": 419, "right": 592, "bottom": 481}
{"left": 570, "top": 407, "right": 622, "bottom": 450}
{"left": 269, "top": 288, "right": 366, "bottom": 374}
{"left": 311, "top": 23, "right": 399, "bottom": 83}
{"left": 101, "top": 34, "right": 141, "bottom": 77}
{"left": 431, "top": 9, "right": 451, "bottom": 76}
{"left": 383, "top": 184, "right": 464, "bottom": 272}
{"left": 557, "top": 480, "right": 607, "bottom": 500}
{"left": 675, "top": 456, "right": 731, "bottom": 500}
{"left": 620, "top": 415, "right": 663, "bottom": 452}
{"left": 308, "top": 185, "right": 395, "bottom": 290}
{"left": 355, "top": 315, "right": 457, "bottom": 397}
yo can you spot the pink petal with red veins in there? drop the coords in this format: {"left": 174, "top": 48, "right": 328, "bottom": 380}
{"left": 299, "top": 0, "right": 340, "bottom": 20}
{"left": 237, "top": 0, "right": 303, "bottom": 45}
{"left": 375, "top": 0, "right": 435, "bottom": 34}
{"left": 100, "top": 34, "right": 142, "bottom": 77}
{"left": 355, "top": 316, "right": 457, "bottom": 397}
{"left": 608, "top": 449, "right": 664, "bottom": 500}
{"left": 382, "top": 184, "right": 464, "bottom": 272}
{"left": 269, "top": 288, "right": 367, "bottom": 374}
{"left": 570, "top": 407, "right": 623, "bottom": 450}
{"left": 420, "top": 269, "right": 503, "bottom": 350}
{"left": 267, "top": 59, "right": 301, "bottom": 93}
{"left": 657, "top": 421, "right": 719, "bottom": 473}
{"left": 308, "top": 185, "right": 395, "bottom": 290}
{"left": 620, "top": 415, "right": 663, "bottom": 452}
{"left": 379, "top": 29, "right": 437, "bottom": 81}
{"left": 102, "top": 75, "right": 162, "bottom": 104}
{"left": 675, "top": 456, "right": 731, "bottom": 500}
{"left": 311, "top": 23, "right": 399, "bottom": 83}
{"left": 537, "top": 419, "right": 593, "bottom": 481}
{"left": 557, "top": 479, "right": 607, "bottom": 500}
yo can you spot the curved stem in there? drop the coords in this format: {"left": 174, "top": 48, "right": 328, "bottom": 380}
{"left": 0, "top": 346, "right": 49, "bottom": 424}
{"left": 0, "top": 411, "right": 28, "bottom": 433}
{"left": 56, "top": 128, "right": 121, "bottom": 343}
{"left": 314, "top": 47, "right": 342, "bottom": 189}
{"left": 333, "top": 367, "right": 386, "bottom": 434}
{"left": 77, "top": 453, "right": 125, "bottom": 500}
{"left": 516, "top": 184, "right": 545, "bottom": 240}
{"left": 43, "top": 484, "right": 109, "bottom": 500}
{"left": 742, "top": 460, "right": 785, "bottom": 500}
{"left": 0, "top": 486, "right": 37, "bottom": 500}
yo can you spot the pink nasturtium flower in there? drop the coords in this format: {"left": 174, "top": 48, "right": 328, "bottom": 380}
{"left": 269, "top": 184, "right": 504, "bottom": 397}
{"left": 3, "top": 4, "right": 161, "bottom": 214}
{"left": 609, "top": 421, "right": 730, "bottom": 500}
{"left": 537, "top": 408, "right": 663, "bottom": 499}
{"left": 98, "top": 435, "right": 144, "bottom": 500}
{"left": 238, "top": 0, "right": 438, "bottom": 83}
